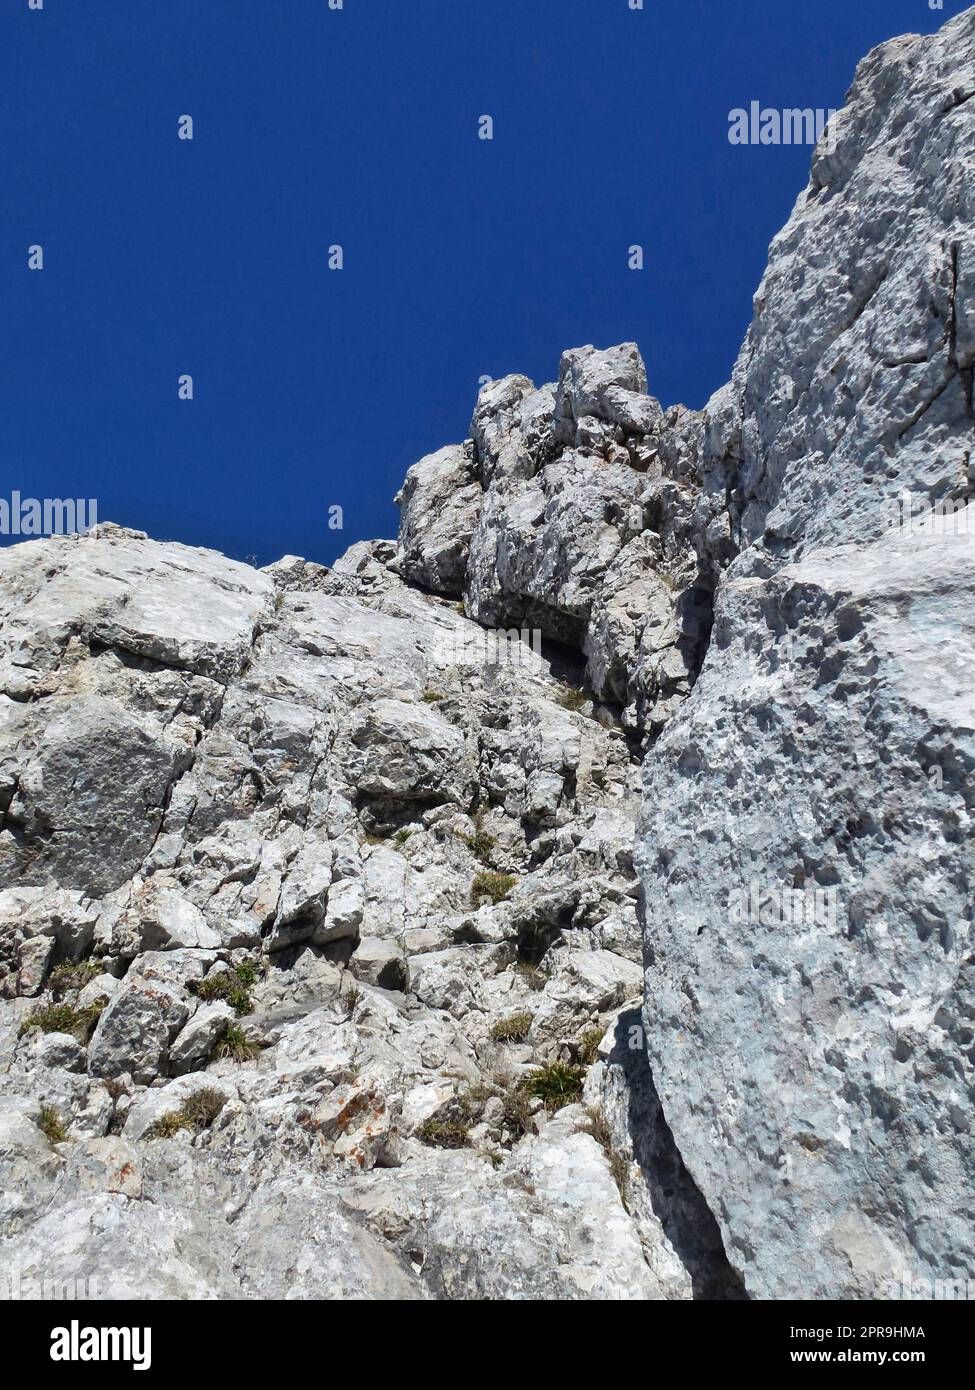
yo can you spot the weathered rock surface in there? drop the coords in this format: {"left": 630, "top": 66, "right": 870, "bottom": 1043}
{"left": 638, "top": 7, "right": 975, "bottom": 1299}
{"left": 1, "top": 7, "right": 972, "bottom": 1303}
{"left": 0, "top": 522, "right": 699, "bottom": 1300}
{"left": 395, "top": 343, "right": 707, "bottom": 740}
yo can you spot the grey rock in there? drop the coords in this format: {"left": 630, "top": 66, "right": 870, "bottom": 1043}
{"left": 115, "top": 881, "right": 222, "bottom": 953}
{"left": 169, "top": 1001, "right": 234, "bottom": 1075}
{"left": 350, "top": 936, "right": 410, "bottom": 992}
{"left": 344, "top": 697, "right": 476, "bottom": 810}
{"left": 392, "top": 444, "right": 482, "bottom": 595}
{"left": 0, "top": 1192, "right": 240, "bottom": 1300}
{"left": 88, "top": 976, "right": 188, "bottom": 1084}
{"left": 0, "top": 1098, "right": 63, "bottom": 1235}
{"left": 1, "top": 7, "right": 972, "bottom": 1304}
{"left": 232, "top": 1177, "right": 427, "bottom": 1299}
{"left": 637, "top": 8, "right": 975, "bottom": 1299}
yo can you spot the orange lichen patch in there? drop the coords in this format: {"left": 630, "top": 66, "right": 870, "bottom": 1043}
{"left": 331, "top": 1088, "right": 377, "bottom": 1136}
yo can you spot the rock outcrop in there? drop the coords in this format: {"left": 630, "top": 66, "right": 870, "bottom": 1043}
{"left": 0, "top": 525, "right": 721, "bottom": 1299}
{"left": 0, "top": 6, "right": 972, "bottom": 1302}
{"left": 395, "top": 342, "right": 707, "bottom": 740}
{"left": 639, "top": 8, "right": 975, "bottom": 1299}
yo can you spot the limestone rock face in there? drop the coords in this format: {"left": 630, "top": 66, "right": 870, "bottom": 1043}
{"left": 1, "top": 7, "right": 973, "bottom": 1304}
{"left": 638, "top": 7, "right": 975, "bottom": 1299}
{"left": 0, "top": 524, "right": 702, "bottom": 1300}
{"left": 696, "top": 16, "right": 975, "bottom": 581}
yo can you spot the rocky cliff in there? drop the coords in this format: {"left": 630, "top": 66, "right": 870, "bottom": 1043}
{"left": 0, "top": 7, "right": 972, "bottom": 1300}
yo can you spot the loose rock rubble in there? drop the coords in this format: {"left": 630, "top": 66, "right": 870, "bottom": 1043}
{"left": 1, "top": 7, "right": 972, "bottom": 1301}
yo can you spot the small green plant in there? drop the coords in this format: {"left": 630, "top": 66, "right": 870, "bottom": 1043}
{"left": 19, "top": 998, "right": 106, "bottom": 1044}
{"left": 189, "top": 976, "right": 227, "bottom": 1003}
{"left": 522, "top": 1062, "right": 586, "bottom": 1112}
{"left": 189, "top": 960, "right": 257, "bottom": 1017}
{"left": 418, "top": 1074, "right": 539, "bottom": 1151}
{"left": 495, "top": 1078, "right": 534, "bottom": 1141}
{"left": 583, "top": 1105, "right": 613, "bottom": 1150}
{"left": 461, "top": 830, "right": 496, "bottom": 865}
{"left": 47, "top": 960, "right": 100, "bottom": 998}
{"left": 145, "top": 1087, "right": 226, "bottom": 1141}
{"left": 394, "top": 829, "right": 414, "bottom": 846}
{"left": 584, "top": 1106, "right": 631, "bottom": 1210}
{"left": 181, "top": 1088, "right": 226, "bottom": 1129}
{"left": 214, "top": 1023, "right": 261, "bottom": 1063}
{"left": 471, "top": 871, "right": 517, "bottom": 906}
{"left": 421, "top": 689, "right": 445, "bottom": 703}
{"left": 608, "top": 1150, "right": 632, "bottom": 1208}
{"left": 555, "top": 684, "right": 588, "bottom": 713}
{"left": 512, "top": 960, "right": 547, "bottom": 991}
{"left": 452, "top": 602, "right": 466, "bottom": 616}
{"left": 417, "top": 1112, "right": 472, "bottom": 1149}
{"left": 416, "top": 1090, "right": 485, "bottom": 1150}
{"left": 341, "top": 982, "right": 362, "bottom": 1020}
{"left": 146, "top": 1110, "right": 186, "bottom": 1140}
{"left": 233, "top": 958, "right": 260, "bottom": 990}
{"left": 576, "top": 1027, "right": 604, "bottom": 1065}
{"left": 38, "top": 1104, "right": 68, "bottom": 1144}
{"left": 490, "top": 1012, "right": 533, "bottom": 1043}
{"left": 224, "top": 980, "right": 254, "bottom": 1014}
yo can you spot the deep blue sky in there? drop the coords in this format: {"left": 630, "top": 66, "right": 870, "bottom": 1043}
{"left": 1, "top": 0, "right": 964, "bottom": 566}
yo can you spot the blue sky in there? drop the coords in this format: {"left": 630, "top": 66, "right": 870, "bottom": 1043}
{"left": 1, "top": 0, "right": 963, "bottom": 566}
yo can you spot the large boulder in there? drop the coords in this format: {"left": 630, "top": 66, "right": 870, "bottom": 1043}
{"left": 638, "top": 7, "right": 975, "bottom": 1299}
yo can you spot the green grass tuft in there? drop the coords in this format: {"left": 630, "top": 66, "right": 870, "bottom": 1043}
{"left": 521, "top": 1061, "right": 587, "bottom": 1112}
{"left": 418, "top": 1075, "right": 536, "bottom": 1151}
{"left": 576, "top": 1027, "right": 604, "bottom": 1065}
{"left": 490, "top": 1011, "right": 533, "bottom": 1043}
{"left": 512, "top": 961, "right": 547, "bottom": 991}
{"left": 146, "top": 1111, "right": 185, "bottom": 1140}
{"left": 584, "top": 1105, "right": 631, "bottom": 1210}
{"left": 341, "top": 982, "right": 362, "bottom": 1020}
{"left": 38, "top": 1104, "right": 68, "bottom": 1145}
{"left": 19, "top": 998, "right": 107, "bottom": 1044}
{"left": 47, "top": 960, "right": 100, "bottom": 998}
{"left": 416, "top": 1089, "right": 485, "bottom": 1149}
{"left": 189, "top": 960, "right": 258, "bottom": 1017}
{"left": 145, "top": 1087, "right": 226, "bottom": 1141}
{"left": 417, "top": 1112, "right": 472, "bottom": 1149}
{"left": 471, "top": 871, "right": 517, "bottom": 906}
{"left": 461, "top": 830, "right": 496, "bottom": 865}
{"left": 555, "top": 684, "right": 588, "bottom": 712}
{"left": 214, "top": 1023, "right": 262, "bottom": 1063}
